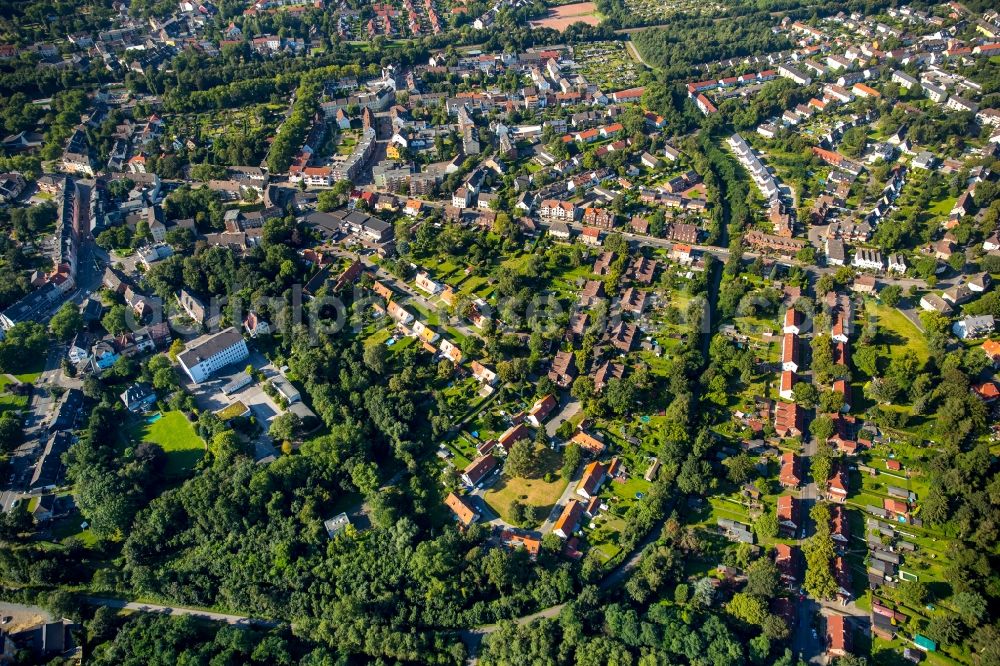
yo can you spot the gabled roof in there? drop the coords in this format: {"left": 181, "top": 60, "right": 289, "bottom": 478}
{"left": 445, "top": 492, "right": 478, "bottom": 525}
{"left": 463, "top": 453, "right": 498, "bottom": 485}
{"left": 553, "top": 499, "right": 583, "bottom": 536}
{"left": 784, "top": 308, "right": 802, "bottom": 329}
{"left": 826, "top": 614, "right": 850, "bottom": 654}
{"left": 577, "top": 461, "right": 607, "bottom": 497}
{"left": 529, "top": 394, "right": 558, "bottom": 422}
{"left": 570, "top": 430, "right": 605, "bottom": 454}
{"left": 779, "top": 452, "right": 801, "bottom": 486}
{"left": 777, "top": 494, "right": 799, "bottom": 524}
{"left": 883, "top": 497, "right": 909, "bottom": 514}
{"left": 498, "top": 423, "right": 530, "bottom": 450}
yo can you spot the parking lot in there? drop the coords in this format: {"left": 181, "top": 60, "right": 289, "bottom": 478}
{"left": 185, "top": 351, "right": 314, "bottom": 461}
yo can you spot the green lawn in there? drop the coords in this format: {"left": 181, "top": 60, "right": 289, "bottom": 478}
{"left": 445, "top": 442, "right": 473, "bottom": 470}
{"left": 586, "top": 513, "right": 627, "bottom": 563}
{"left": 7, "top": 353, "right": 45, "bottom": 384}
{"left": 864, "top": 299, "right": 928, "bottom": 363}
{"left": 698, "top": 496, "right": 752, "bottom": 528}
{"left": 440, "top": 377, "right": 481, "bottom": 420}
{"left": 127, "top": 411, "right": 205, "bottom": 477}
{"left": 0, "top": 375, "right": 29, "bottom": 417}
{"left": 388, "top": 336, "right": 416, "bottom": 354}
{"left": 607, "top": 475, "right": 652, "bottom": 507}
{"left": 335, "top": 133, "right": 359, "bottom": 156}
{"left": 927, "top": 194, "right": 955, "bottom": 219}
{"left": 408, "top": 300, "right": 441, "bottom": 325}
{"left": 483, "top": 446, "right": 568, "bottom": 527}
{"left": 51, "top": 512, "right": 100, "bottom": 547}
{"left": 459, "top": 275, "right": 490, "bottom": 296}
{"left": 13, "top": 369, "right": 43, "bottom": 384}
{"left": 366, "top": 327, "right": 393, "bottom": 345}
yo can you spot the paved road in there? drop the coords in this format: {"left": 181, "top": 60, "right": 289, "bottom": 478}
{"left": 83, "top": 597, "right": 279, "bottom": 628}
{"left": 537, "top": 460, "right": 583, "bottom": 534}
{"left": 1, "top": 342, "right": 67, "bottom": 512}
{"left": 791, "top": 597, "right": 823, "bottom": 664}
{"left": 894, "top": 297, "right": 926, "bottom": 332}
{"left": 788, "top": 273, "right": 827, "bottom": 664}
{"left": 544, "top": 397, "right": 580, "bottom": 438}
{"left": 792, "top": 433, "right": 822, "bottom": 664}
{"left": 459, "top": 603, "right": 567, "bottom": 663}
{"left": 0, "top": 596, "right": 278, "bottom": 630}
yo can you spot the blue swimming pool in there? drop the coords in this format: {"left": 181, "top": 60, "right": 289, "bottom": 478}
{"left": 146, "top": 412, "right": 163, "bottom": 424}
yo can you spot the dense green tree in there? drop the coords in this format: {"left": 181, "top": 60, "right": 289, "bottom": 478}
{"left": 745, "top": 556, "right": 781, "bottom": 599}
{"left": 505, "top": 439, "right": 536, "bottom": 478}
{"left": 925, "top": 612, "right": 964, "bottom": 645}
{"left": 561, "top": 443, "right": 582, "bottom": 480}
{"left": 727, "top": 592, "right": 769, "bottom": 625}
{"left": 724, "top": 453, "right": 755, "bottom": 485}
{"left": 269, "top": 412, "right": 302, "bottom": 443}
{"left": 880, "top": 284, "right": 902, "bottom": 307}
{"left": 0, "top": 415, "right": 24, "bottom": 453}
{"left": 0, "top": 321, "right": 47, "bottom": 373}
{"left": 49, "top": 301, "right": 82, "bottom": 341}
{"left": 101, "top": 304, "right": 130, "bottom": 336}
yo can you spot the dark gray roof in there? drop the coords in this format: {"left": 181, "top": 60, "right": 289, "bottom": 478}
{"left": 30, "top": 431, "right": 73, "bottom": 490}
{"left": 302, "top": 211, "right": 343, "bottom": 234}
{"left": 50, "top": 388, "right": 83, "bottom": 433}
{"left": 178, "top": 327, "right": 244, "bottom": 368}
{"left": 1, "top": 283, "right": 60, "bottom": 324}
{"left": 120, "top": 382, "right": 154, "bottom": 406}
{"left": 364, "top": 217, "right": 391, "bottom": 233}
{"left": 80, "top": 298, "right": 103, "bottom": 322}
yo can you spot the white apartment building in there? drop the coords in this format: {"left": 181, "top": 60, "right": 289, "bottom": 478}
{"left": 178, "top": 327, "right": 249, "bottom": 383}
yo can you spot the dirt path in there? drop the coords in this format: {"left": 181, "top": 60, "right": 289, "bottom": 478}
{"left": 625, "top": 39, "right": 652, "bottom": 69}
{"left": 0, "top": 601, "right": 52, "bottom": 633}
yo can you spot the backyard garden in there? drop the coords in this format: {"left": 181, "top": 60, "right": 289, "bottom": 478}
{"left": 124, "top": 410, "right": 205, "bottom": 479}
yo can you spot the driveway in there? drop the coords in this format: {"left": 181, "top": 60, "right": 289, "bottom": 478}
{"left": 791, "top": 597, "right": 823, "bottom": 664}
{"left": 538, "top": 462, "right": 583, "bottom": 533}
{"left": 894, "top": 298, "right": 925, "bottom": 333}
{"left": 545, "top": 398, "right": 580, "bottom": 438}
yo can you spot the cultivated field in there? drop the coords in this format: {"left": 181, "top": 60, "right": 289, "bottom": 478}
{"left": 573, "top": 40, "right": 641, "bottom": 91}
{"left": 621, "top": 0, "right": 724, "bottom": 25}
{"left": 529, "top": 2, "right": 600, "bottom": 31}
